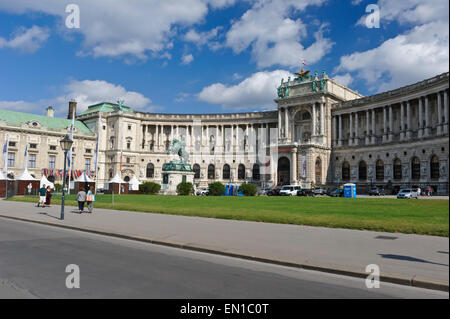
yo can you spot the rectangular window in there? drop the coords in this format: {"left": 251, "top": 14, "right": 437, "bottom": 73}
{"left": 30, "top": 143, "right": 37, "bottom": 149}
{"left": 128, "top": 125, "right": 132, "bottom": 130}
{"left": 8, "top": 141, "right": 16, "bottom": 147}
{"left": 49, "top": 156, "right": 56, "bottom": 169}
{"left": 85, "top": 158, "right": 91, "bottom": 171}
{"left": 29, "top": 154, "right": 36, "bottom": 168}
{"left": 85, "top": 149, "right": 91, "bottom": 153}
{"left": 7, "top": 153, "right": 15, "bottom": 167}
{"left": 49, "top": 145, "right": 57, "bottom": 151}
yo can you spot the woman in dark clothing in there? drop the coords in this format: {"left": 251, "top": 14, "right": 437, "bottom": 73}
{"left": 45, "top": 186, "right": 52, "bottom": 207}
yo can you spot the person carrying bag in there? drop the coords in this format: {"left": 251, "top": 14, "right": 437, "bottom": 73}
{"left": 86, "top": 186, "right": 95, "bottom": 214}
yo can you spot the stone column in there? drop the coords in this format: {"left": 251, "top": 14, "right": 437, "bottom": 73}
{"left": 383, "top": 106, "right": 387, "bottom": 142}
{"left": 284, "top": 107, "right": 289, "bottom": 139}
{"left": 424, "top": 96, "right": 430, "bottom": 137}
{"left": 332, "top": 116, "right": 337, "bottom": 146}
{"left": 349, "top": 113, "right": 353, "bottom": 146}
{"left": 170, "top": 125, "right": 174, "bottom": 143}
{"left": 338, "top": 114, "right": 342, "bottom": 147}
{"left": 291, "top": 147, "right": 298, "bottom": 185}
{"left": 437, "top": 92, "right": 442, "bottom": 136}
{"left": 389, "top": 105, "right": 393, "bottom": 141}
{"left": 418, "top": 97, "right": 423, "bottom": 137}
{"left": 312, "top": 104, "right": 316, "bottom": 137}
{"left": 278, "top": 109, "right": 282, "bottom": 139}
{"left": 406, "top": 101, "right": 412, "bottom": 139}
{"left": 444, "top": 90, "right": 449, "bottom": 133}
{"left": 371, "top": 109, "right": 376, "bottom": 144}
{"left": 320, "top": 102, "right": 324, "bottom": 135}
{"left": 400, "top": 102, "right": 405, "bottom": 140}
{"left": 365, "top": 110, "right": 370, "bottom": 145}
{"left": 354, "top": 112, "right": 359, "bottom": 145}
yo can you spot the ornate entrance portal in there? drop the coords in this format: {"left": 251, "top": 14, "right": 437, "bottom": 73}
{"left": 278, "top": 157, "right": 290, "bottom": 185}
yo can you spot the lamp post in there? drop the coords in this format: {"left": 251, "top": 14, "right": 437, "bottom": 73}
{"left": 60, "top": 135, "right": 73, "bottom": 220}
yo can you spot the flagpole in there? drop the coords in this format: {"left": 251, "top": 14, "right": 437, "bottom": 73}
{"left": 3, "top": 137, "right": 8, "bottom": 199}
{"left": 119, "top": 121, "right": 124, "bottom": 195}
{"left": 94, "top": 117, "right": 101, "bottom": 195}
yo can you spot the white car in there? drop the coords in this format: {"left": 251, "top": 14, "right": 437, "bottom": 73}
{"left": 279, "top": 185, "right": 300, "bottom": 196}
{"left": 397, "top": 189, "right": 419, "bottom": 199}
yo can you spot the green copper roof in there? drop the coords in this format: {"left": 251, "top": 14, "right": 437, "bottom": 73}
{"left": 80, "top": 102, "right": 134, "bottom": 115}
{"left": 0, "top": 109, "right": 93, "bottom": 135}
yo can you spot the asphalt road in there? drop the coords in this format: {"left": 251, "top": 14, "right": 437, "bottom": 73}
{"left": 0, "top": 218, "right": 447, "bottom": 299}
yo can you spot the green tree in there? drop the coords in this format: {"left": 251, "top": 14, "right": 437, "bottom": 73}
{"left": 177, "top": 182, "right": 194, "bottom": 196}
{"left": 139, "top": 182, "right": 161, "bottom": 195}
{"left": 241, "top": 183, "right": 257, "bottom": 196}
{"left": 209, "top": 182, "right": 225, "bottom": 196}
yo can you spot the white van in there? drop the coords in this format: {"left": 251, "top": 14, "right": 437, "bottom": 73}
{"left": 279, "top": 185, "right": 301, "bottom": 196}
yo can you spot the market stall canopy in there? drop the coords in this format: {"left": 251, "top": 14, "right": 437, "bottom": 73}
{"left": 40, "top": 175, "right": 55, "bottom": 189}
{"left": 16, "top": 169, "right": 39, "bottom": 181}
{"left": 108, "top": 173, "right": 125, "bottom": 184}
{"left": 129, "top": 175, "right": 141, "bottom": 191}
{"left": 74, "top": 172, "right": 94, "bottom": 183}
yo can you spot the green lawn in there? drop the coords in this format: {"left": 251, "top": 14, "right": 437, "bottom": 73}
{"left": 6, "top": 194, "right": 449, "bottom": 237}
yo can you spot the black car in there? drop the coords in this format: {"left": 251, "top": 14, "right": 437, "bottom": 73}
{"left": 329, "top": 189, "right": 344, "bottom": 197}
{"left": 368, "top": 187, "right": 385, "bottom": 196}
{"left": 297, "top": 189, "right": 314, "bottom": 196}
{"left": 267, "top": 187, "right": 281, "bottom": 196}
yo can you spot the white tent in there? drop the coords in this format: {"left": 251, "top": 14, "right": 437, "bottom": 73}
{"left": 108, "top": 173, "right": 125, "bottom": 184}
{"left": 0, "top": 171, "right": 7, "bottom": 180}
{"left": 40, "top": 175, "right": 55, "bottom": 189}
{"left": 129, "top": 175, "right": 141, "bottom": 191}
{"left": 16, "top": 169, "right": 38, "bottom": 181}
{"left": 74, "top": 172, "right": 94, "bottom": 183}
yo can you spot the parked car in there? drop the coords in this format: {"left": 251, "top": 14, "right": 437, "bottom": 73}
{"left": 329, "top": 189, "right": 344, "bottom": 197}
{"left": 397, "top": 189, "right": 419, "bottom": 199}
{"left": 267, "top": 187, "right": 281, "bottom": 196}
{"left": 258, "top": 188, "right": 271, "bottom": 196}
{"left": 368, "top": 187, "right": 386, "bottom": 196}
{"left": 279, "top": 185, "right": 301, "bottom": 196}
{"left": 326, "top": 188, "right": 337, "bottom": 196}
{"left": 196, "top": 188, "right": 209, "bottom": 196}
{"left": 313, "top": 187, "right": 326, "bottom": 195}
{"left": 297, "top": 188, "right": 314, "bottom": 196}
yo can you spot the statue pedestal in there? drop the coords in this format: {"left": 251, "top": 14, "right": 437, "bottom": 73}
{"left": 161, "top": 161, "right": 194, "bottom": 195}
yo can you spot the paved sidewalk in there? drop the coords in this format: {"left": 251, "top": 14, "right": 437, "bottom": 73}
{"left": 0, "top": 200, "right": 448, "bottom": 291}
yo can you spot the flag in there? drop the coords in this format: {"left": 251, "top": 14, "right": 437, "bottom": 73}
{"left": 2, "top": 138, "right": 8, "bottom": 174}
{"left": 302, "top": 60, "right": 306, "bottom": 66}
{"left": 23, "top": 144, "right": 28, "bottom": 170}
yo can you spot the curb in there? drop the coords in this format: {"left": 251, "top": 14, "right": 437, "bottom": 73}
{"left": 1, "top": 214, "right": 448, "bottom": 293}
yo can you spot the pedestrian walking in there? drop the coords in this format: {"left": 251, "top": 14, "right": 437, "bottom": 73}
{"left": 77, "top": 187, "right": 87, "bottom": 213}
{"left": 37, "top": 184, "right": 46, "bottom": 207}
{"left": 86, "top": 186, "right": 95, "bottom": 214}
{"left": 45, "top": 186, "right": 52, "bottom": 207}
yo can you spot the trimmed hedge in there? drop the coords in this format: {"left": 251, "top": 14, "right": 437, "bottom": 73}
{"left": 139, "top": 182, "right": 161, "bottom": 195}
{"left": 209, "top": 182, "right": 225, "bottom": 196}
{"left": 177, "top": 182, "right": 194, "bottom": 196}
{"left": 241, "top": 183, "right": 257, "bottom": 196}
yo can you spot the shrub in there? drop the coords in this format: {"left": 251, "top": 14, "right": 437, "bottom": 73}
{"left": 54, "top": 183, "right": 63, "bottom": 192}
{"left": 177, "top": 182, "right": 194, "bottom": 196}
{"left": 139, "top": 182, "right": 161, "bottom": 195}
{"left": 209, "top": 182, "right": 225, "bottom": 196}
{"left": 241, "top": 183, "right": 257, "bottom": 196}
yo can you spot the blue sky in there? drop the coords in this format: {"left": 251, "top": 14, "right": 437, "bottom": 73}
{"left": 0, "top": 0, "right": 448, "bottom": 116}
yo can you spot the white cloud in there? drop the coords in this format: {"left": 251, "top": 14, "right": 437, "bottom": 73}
{"left": 333, "top": 73, "right": 353, "bottom": 87}
{"left": 0, "top": 25, "right": 49, "bottom": 53}
{"left": 184, "top": 26, "right": 223, "bottom": 50}
{"left": 0, "top": 79, "right": 153, "bottom": 116}
{"left": 336, "top": 21, "right": 449, "bottom": 92}
{"left": 0, "top": 0, "right": 235, "bottom": 60}
{"left": 225, "top": 0, "right": 333, "bottom": 68}
{"left": 181, "top": 53, "right": 194, "bottom": 65}
{"left": 197, "top": 69, "right": 294, "bottom": 110}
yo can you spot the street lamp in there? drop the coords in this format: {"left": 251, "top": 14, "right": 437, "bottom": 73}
{"left": 60, "top": 135, "right": 73, "bottom": 220}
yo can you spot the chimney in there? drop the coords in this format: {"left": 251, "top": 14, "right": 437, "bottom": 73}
{"left": 68, "top": 101, "right": 77, "bottom": 119}
{"left": 46, "top": 106, "right": 54, "bottom": 117}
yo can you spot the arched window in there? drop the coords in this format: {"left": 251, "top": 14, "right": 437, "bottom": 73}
{"left": 315, "top": 157, "right": 322, "bottom": 184}
{"left": 223, "top": 164, "right": 231, "bottom": 180}
{"left": 146, "top": 163, "right": 154, "bottom": 178}
{"left": 238, "top": 164, "right": 246, "bottom": 180}
{"left": 124, "top": 176, "right": 130, "bottom": 182}
{"left": 302, "top": 111, "right": 311, "bottom": 120}
{"left": 430, "top": 155, "right": 439, "bottom": 180}
{"left": 208, "top": 164, "right": 215, "bottom": 180}
{"left": 376, "top": 160, "right": 384, "bottom": 181}
{"left": 393, "top": 158, "right": 402, "bottom": 180}
{"left": 193, "top": 164, "right": 200, "bottom": 179}
{"left": 48, "top": 175, "right": 55, "bottom": 183}
{"left": 252, "top": 164, "right": 260, "bottom": 181}
{"left": 411, "top": 157, "right": 420, "bottom": 180}
{"left": 342, "top": 162, "right": 350, "bottom": 181}
{"left": 358, "top": 161, "right": 367, "bottom": 181}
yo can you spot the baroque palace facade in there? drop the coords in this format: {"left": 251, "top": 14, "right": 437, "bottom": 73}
{"left": 1, "top": 71, "right": 449, "bottom": 194}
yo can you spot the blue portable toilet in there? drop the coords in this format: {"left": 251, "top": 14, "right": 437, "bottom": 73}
{"left": 344, "top": 183, "right": 357, "bottom": 198}
{"left": 225, "top": 184, "right": 229, "bottom": 196}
